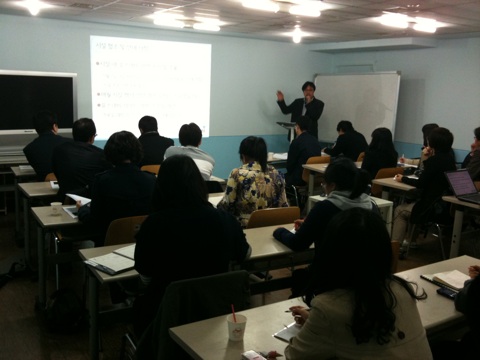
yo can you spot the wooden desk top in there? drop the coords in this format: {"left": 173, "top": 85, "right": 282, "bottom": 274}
{"left": 10, "top": 165, "right": 36, "bottom": 177}
{"left": 30, "top": 205, "right": 79, "bottom": 228}
{"left": 18, "top": 181, "right": 57, "bottom": 198}
{"left": 371, "top": 177, "right": 415, "bottom": 191}
{"left": 302, "top": 161, "right": 361, "bottom": 173}
{"left": 442, "top": 195, "right": 480, "bottom": 210}
{"left": 170, "top": 255, "right": 476, "bottom": 360}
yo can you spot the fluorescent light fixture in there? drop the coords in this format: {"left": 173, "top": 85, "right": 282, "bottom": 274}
{"left": 292, "top": 27, "right": 302, "bottom": 44}
{"left": 193, "top": 22, "right": 220, "bottom": 31}
{"left": 153, "top": 12, "right": 185, "bottom": 28}
{"left": 242, "top": 0, "right": 279, "bottom": 13}
{"left": 289, "top": 1, "right": 321, "bottom": 17}
{"left": 413, "top": 17, "right": 437, "bottom": 33}
{"left": 17, "top": 0, "right": 52, "bottom": 16}
{"left": 379, "top": 13, "right": 409, "bottom": 29}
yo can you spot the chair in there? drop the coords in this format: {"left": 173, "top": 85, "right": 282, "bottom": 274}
{"left": 44, "top": 172, "right": 57, "bottom": 182}
{"left": 357, "top": 151, "right": 365, "bottom": 162}
{"left": 246, "top": 206, "right": 300, "bottom": 229}
{"left": 134, "top": 270, "right": 251, "bottom": 360}
{"left": 370, "top": 167, "right": 404, "bottom": 199}
{"left": 140, "top": 164, "right": 160, "bottom": 175}
{"left": 104, "top": 215, "right": 147, "bottom": 246}
{"left": 287, "top": 155, "right": 330, "bottom": 209}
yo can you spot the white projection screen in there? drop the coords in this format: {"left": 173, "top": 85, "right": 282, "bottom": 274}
{"left": 90, "top": 36, "right": 211, "bottom": 140}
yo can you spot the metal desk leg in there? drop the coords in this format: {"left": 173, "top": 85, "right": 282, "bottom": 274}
{"left": 449, "top": 207, "right": 464, "bottom": 258}
{"left": 14, "top": 178, "right": 20, "bottom": 234}
{"left": 308, "top": 173, "right": 314, "bottom": 197}
{"left": 88, "top": 271, "right": 100, "bottom": 360}
{"left": 37, "top": 225, "right": 46, "bottom": 309}
{"left": 23, "top": 197, "right": 30, "bottom": 266}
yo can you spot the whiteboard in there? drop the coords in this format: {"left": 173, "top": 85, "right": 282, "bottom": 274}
{"left": 314, "top": 72, "right": 401, "bottom": 143}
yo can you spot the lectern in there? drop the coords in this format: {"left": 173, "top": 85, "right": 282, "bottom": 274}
{"left": 276, "top": 122, "right": 296, "bottom": 143}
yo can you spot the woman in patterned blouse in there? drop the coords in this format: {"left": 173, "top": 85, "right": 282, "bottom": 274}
{"left": 217, "top": 136, "right": 289, "bottom": 227}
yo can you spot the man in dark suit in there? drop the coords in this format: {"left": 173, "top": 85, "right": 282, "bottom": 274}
{"left": 276, "top": 81, "right": 325, "bottom": 140}
{"left": 52, "top": 118, "right": 112, "bottom": 201}
{"left": 137, "top": 115, "right": 174, "bottom": 166}
{"left": 323, "top": 120, "right": 368, "bottom": 161}
{"left": 286, "top": 116, "right": 323, "bottom": 187}
{"left": 23, "top": 110, "right": 71, "bottom": 181}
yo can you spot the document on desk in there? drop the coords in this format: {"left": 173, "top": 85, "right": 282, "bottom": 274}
{"left": 113, "top": 244, "right": 136, "bottom": 260}
{"left": 273, "top": 153, "right": 288, "bottom": 160}
{"left": 85, "top": 253, "right": 135, "bottom": 276}
{"left": 421, "top": 270, "right": 470, "bottom": 292}
{"left": 19, "top": 165, "right": 33, "bottom": 171}
{"left": 273, "top": 322, "right": 301, "bottom": 342}
{"left": 66, "top": 194, "right": 91, "bottom": 206}
{"left": 63, "top": 205, "right": 79, "bottom": 219}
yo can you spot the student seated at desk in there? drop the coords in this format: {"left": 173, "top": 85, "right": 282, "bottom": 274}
{"left": 217, "top": 136, "right": 289, "bottom": 227}
{"left": 361, "top": 127, "right": 398, "bottom": 180}
{"left": 392, "top": 127, "right": 456, "bottom": 252}
{"left": 399, "top": 123, "right": 438, "bottom": 171}
{"left": 273, "top": 157, "right": 373, "bottom": 298}
{"left": 77, "top": 131, "right": 156, "bottom": 246}
{"left": 285, "top": 208, "right": 432, "bottom": 360}
{"left": 133, "top": 155, "right": 251, "bottom": 337}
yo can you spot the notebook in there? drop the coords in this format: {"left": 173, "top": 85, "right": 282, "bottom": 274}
{"left": 420, "top": 270, "right": 470, "bottom": 292}
{"left": 444, "top": 169, "right": 480, "bottom": 205}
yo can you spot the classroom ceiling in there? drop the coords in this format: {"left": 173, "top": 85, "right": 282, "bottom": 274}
{"left": 2, "top": 0, "right": 480, "bottom": 44}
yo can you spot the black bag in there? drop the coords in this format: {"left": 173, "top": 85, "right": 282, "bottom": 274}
{"left": 45, "top": 288, "right": 88, "bottom": 333}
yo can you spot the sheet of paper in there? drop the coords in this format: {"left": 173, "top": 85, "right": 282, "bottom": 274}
{"left": 66, "top": 193, "right": 91, "bottom": 206}
{"left": 113, "top": 244, "right": 136, "bottom": 260}
{"left": 273, "top": 322, "right": 301, "bottom": 342}
{"left": 50, "top": 181, "right": 59, "bottom": 190}
{"left": 63, "top": 205, "right": 79, "bottom": 219}
{"left": 273, "top": 153, "right": 288, "bottom": 160}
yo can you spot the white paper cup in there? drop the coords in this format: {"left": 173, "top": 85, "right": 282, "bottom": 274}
{"left": 51, "top": 202, "right": 63, "bottom": 216}
{"left": 227, "top": 314, "right": 247, "bottom": 341}
{"left": 268, "top": 152, "right": 274, "bottom": 160}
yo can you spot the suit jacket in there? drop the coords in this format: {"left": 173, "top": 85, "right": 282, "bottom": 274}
{"left": 52, "top": 141, "right": 112, "bottom": 201}
{"left": 286, "top": 131, "right": 322, "bottom": 186}
{"left": 77, "top": 163, "right": 156, "bottom": 245}
{"left": 277, "top": 97, "right": 324, "bottom": 139}
{"left": 23, "top": 132, "right": 71, "bottom": 181}
{"left": 138, "top": 131, "right": 174, "bottom": 166}
{"left": 324, "top": 130, "right": 368, "bottom": 161}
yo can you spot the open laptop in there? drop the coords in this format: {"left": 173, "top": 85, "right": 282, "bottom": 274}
{"left": 444, "top": 169, "right": 480, "bottom": 205}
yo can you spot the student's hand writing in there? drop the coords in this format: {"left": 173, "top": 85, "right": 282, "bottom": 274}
{"left": 294, "top": 219, "right": 304, "bottom": 232}
{"left": 276, "top": 90, "right": 284, "bottom": 101}
{"left": 468, "top": 265, "right": 480, "bottom": 278}
{"left": 289, "top": 306, "right": 309, "bottom": 326}
{"left": 393, "top": 174, "right": 403, "bottom": 182}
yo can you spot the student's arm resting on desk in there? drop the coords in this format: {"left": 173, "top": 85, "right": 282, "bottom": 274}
{"left": 454, "top": 265, "right": 480, "bottom": 314}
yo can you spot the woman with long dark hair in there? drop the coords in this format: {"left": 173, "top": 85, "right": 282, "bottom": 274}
{"left": 361, "top": 127, "right": 398, "bottom": 179}
{"left": 285, "top": 208, "right": 432, "bottom": 359}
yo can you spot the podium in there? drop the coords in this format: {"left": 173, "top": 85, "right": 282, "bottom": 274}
{"left": 276, "top": 121, "right": 296, "bottom": 143}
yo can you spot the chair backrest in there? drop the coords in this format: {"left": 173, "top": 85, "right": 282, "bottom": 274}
{"left": 301, "top": 155, "right": 330, "bottom": 185}
{"left": 370, "top": 167, "right": 404, "bottom": 198}
{"left": 246, "top": 206, "right": 300, "bottom": 229}
{"left": 104, "top": 215, "right": 147, "bottom": 246}
{"left": 44, "top": 172, "right": 57, "bottom": 182}
{"left": 135, "top": 270, "right": 251, "bottom": 360}
{"left": 357, "top": 151, "right": 366, "bottom": 162}
{"left": 140, "top": 164, "right": 160, "bottom": 175}
{"left": 391, "top": 240, "right": 400, "bottom": 273}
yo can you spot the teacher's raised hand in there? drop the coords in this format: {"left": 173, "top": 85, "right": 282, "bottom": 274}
{"left": 276, "top": 90, "right": 284, "bottom": 101}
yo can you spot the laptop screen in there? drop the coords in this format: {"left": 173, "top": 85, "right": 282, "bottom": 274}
{"left": 445, "top": 170, "right": 477, "bottom": 196}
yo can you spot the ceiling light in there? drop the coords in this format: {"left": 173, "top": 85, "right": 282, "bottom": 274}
{"left": 292, "top": 26, "right": 302, "bottom": 44}
{"left": 153, "top": 13, "right": 185, "bottom": 28}
{"left": 289, "top": 1, "right": 321, "bottom": 17}
{"left": 193, "top": 22, "right": 220, "bottom": 31}
{"left": 413, "top": 17, "right": 437, "bottom": 33}
{"left": 242, "top": 0, "right": 279, "bottom": 13}
{"left": 379, "top": 13, "right": 409, "bottom": 29}
{"left": 17, "top": 0, "right": 52, "bottom": 16}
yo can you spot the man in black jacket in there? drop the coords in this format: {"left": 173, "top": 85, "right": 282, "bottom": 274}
{"left": 276, "top": 81, "right": 325, "bottom": 140}
{"left": 138, "top": 115, "right": 174, "bottom": 166}
{"left": 323, "top": 120, "right": 368, "bottom": 161}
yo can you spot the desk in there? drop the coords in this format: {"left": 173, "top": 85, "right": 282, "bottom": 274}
{"left": 79, "top": 244, "right": 138, "bottom": 360}
{"left": 11, "top": 166, "right": 37, "bottom": 236}
{"left": 170, "top": 255, "right": 475, "bottom": 359}
{"left": 18, "top": 182, "right": 58, "bottom": 267}
{"left": 30, "top": 205, "right": 79, "bottom": 308}
{"left": 308, "top": 195, "right": 393, "bottom": 235}
{"left": 442, "top": 195, "right": 480, "bottom": 258}
{"left": 370, "top": 177, "right": 414, "bottom": 200}
{"left": 302, "top": 161, "right": 362, "bottom": 196}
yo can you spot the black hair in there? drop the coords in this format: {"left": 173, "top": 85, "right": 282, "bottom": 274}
{"left": 72, "top": 118, "right": 96, "bottom": 142}
{"left": 306, "top": 207, "right": 427, "bottom": 344}
{"left": 474, "top": 127, "right": 480, "bottom": 140}
{"left": 324, "top": 157, "right": 370, "bottom": 199}
{"left": 301, "top": 81, "right": 316, "bottom": 91}
{"left": 421, "top": 123, "right": 439, "bottom": 147}
{"left": 178, "top": 123, "right": 202, "bottom": 147}
{"left": 151, "top": 154, "right": 209, "bottom": 211}
{"left": 138, "top": 116, "right": 158, "bottom": 132}
{"left": 104, "top": 131, "right": 143, "bottom": 166}
{"left": 32, "top": 110, "right": 57, "bottom": 134}
{"left": 336, "top": 120, "right": 354, "bottom": 132}
{"left": 427, "top": 127, "right": 453, "bottom": 154}
{"left": 296, "top": 116, "right": 310, "bottom": 131}
{"left": 239, "top": 136, "right": 268, "bottom": 172}
{"left": 368, "top": 127, "right": 398, "bottom": 161}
